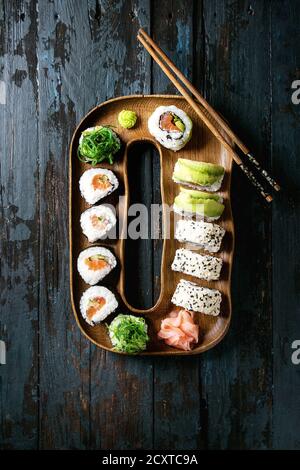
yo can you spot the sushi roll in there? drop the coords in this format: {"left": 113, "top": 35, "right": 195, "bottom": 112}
{"left": 171, "top": 279, "right": 222, "bottom": 316}
{"left": 80, "top": 286, "right": 118, "bottom": 325}
{"left": 79, "top": 168, "right": 119, "bottom": 204}
{"left": 173, "top": 158, "right": 225, "bottom": 192}
{"left": 80, "top": 205, "right": 117, "bottom": 243}
{"left": 175, "top": 219, "right": 225, "bottom": 253}
{"left": 77, "top": 246, "right": 117, "bottom": 285}
{"left": 173, "top": 187, "right": 225, "bottom": 221}
{"left": 171, "top": 248, "right": 223, "bottom": 281}
{"left": 148, "top": 105, "right": 192, "bottom": 151}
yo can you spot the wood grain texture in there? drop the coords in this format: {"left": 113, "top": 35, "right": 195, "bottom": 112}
{"left": 0, "top": 0, "right": 39, "bottom": 449}
{"left": 0, "top": 0, "right": 299, "bottom": 450}
{"left": 151, "top": 3, "right": 204, "bottom": 449}
{"left": 200, "top": 0, "right": 273, "bottom": 449}
{"left": 271, "top": 0, "right": 300, "bottom": 450}
{"left": 69, "top": 95, "right": 234, "bottom": 355}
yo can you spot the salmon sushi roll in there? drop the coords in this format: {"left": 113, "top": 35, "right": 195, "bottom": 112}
{"left": 79, "top": 168, "right": 119, "bottom": 204}
{"left": 148, "top": 105, "right": 192, "bottom": 151}
{"left": 77, "top": 246, "right": 117, "bottom": 285}
{"left": 80, "top": 286, "right": 118, "bottom": 325}
{"left": 80, "top": 205, "right": 117, "bottom": 243}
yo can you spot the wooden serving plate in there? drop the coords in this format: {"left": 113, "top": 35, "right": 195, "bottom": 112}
{"left": 69, "top": 95, "right": 234, "bottom": 355}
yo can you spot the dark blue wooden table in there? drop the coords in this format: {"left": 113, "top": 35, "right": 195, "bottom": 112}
{"left": 1, "top": 0, "right": 299, "bottom": 450}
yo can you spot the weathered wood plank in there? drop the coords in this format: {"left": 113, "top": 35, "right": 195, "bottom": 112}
{"left": 87, "top": 0, "right": 155, "bottom": 450}
{"left": 0, "top": 0, "right": 39, "bottom": 449}
{"left": 271, "top": 0, "right": 300, "bottom": 450}
{"left": 37, "top": 0, "right": 91, "bottom": 449}
{"left": 200, "top": 0, "right": 272, "bottom": 449}
{"left": 152, "top": 0, "right": 203, "bottom": 450}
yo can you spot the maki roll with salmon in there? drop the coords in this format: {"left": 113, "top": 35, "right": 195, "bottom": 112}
{"left": 80, "top": 286, "right": 118, "bottom": 325}
{"left": 79, "top": 168, "right": 119, "bottom": 204}
{"left": 148, "top": 105, "right": 192, "bottom": 151}
{"left": 173, "top": 158, "right": 225, "bottom": 192}
{"left": 80, "top": 205, "right": 116, "bottom": 243}
{"left": 77, "top": 246, "right": 117, "bottom": 285}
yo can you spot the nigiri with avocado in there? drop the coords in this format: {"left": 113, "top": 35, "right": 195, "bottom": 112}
{"left": 173, "top": 187, "right": 225, "bottom": 221}
{"left": 173, "top": 158, "right": 225, "bottom": 192}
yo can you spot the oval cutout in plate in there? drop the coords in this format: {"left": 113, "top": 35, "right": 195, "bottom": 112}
{"left": 122, "top": 141, "right": 163, "bottom": 311}
{"left": 69, "top": 95, "right": 235, "bottom": 355}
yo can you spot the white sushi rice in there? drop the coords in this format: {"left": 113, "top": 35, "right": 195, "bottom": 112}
{"left": 173, "top": 204, "right": 222, "bottom": 222}
{"left": 79, "top": 168, "right": 119, "bottom": 205}
{"left": 80, "top": 205, "right": 117, "bottom": 243}
{"left": 77, "top": 246, "right": 117, "bottom": 285}
{"left": 80, "top": 285, "right": 118, "bottom": 325}
{"left": 171, "top": 248, "right": 223, "bottom": 281}
{"left": 175, "top": 219, "right": 225, "bottom": 253}
{"left": 171, "top": 279, "right": 222, "bottom": 316}
{"left": 172, "top": 176, "right": 223, "bottom": 192}
{"left": 148, "top": 105, "right": 192, "bottom": 151}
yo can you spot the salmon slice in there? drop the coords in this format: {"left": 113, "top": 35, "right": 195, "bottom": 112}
{"left": 92, "top": 173, "right": 112, "bottom": 190}
{"left": 87, "top": 296, "right": 106, "bottom": 320}
{"left": 84, "top": 255, "right": 108, "bottom": 271}
{"left": 159, "top": 112, "right": 181, "bottom": 132}
{"left": 158, "top": 309, "right": 199, "bottom": 351}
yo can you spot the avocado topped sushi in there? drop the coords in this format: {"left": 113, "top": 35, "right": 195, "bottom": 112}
{"left": 148, "top": 105, "right": 192, "bottom": 151}
{"left": 173, "top": 158, "right": 225, "bottom": 192}
{"left": 173, "top": 187, "right": 225, "bottom": 221}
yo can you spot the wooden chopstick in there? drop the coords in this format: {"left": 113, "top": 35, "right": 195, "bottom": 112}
{"left": 138, "top": 28, "right": 280, "bottom": 193}
{"left": 137, "top": 32, "right": 273, "bottom": 203}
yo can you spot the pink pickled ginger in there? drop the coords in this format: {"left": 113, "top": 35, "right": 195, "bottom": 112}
{"left": 158, "top": 309, "right": 199, "bottom": 351}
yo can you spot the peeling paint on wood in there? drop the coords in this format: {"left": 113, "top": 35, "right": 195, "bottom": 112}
{"left": 0, "top": 0, "right": 299, "bottom": 450}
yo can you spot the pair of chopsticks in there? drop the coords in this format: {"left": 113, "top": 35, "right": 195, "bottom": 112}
{"left": 137, "top": 28, "right": 280, "bottom": 203}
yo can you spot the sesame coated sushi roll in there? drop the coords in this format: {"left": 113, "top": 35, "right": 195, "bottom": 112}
{"left": 77, "top": 246, "right": 117, "bottom": 285}
{"left": 80, "top": 286, "right": 118, "bottom": 325}
{"left": 173, "top": 158, "right": 225, "bottom": 192}
{"left": 80, "top": 205, "right": 116, "bottom": 243}
{"left": 148, "top": 105, "right": 192, "bottom": 151}
{"left": 79, "top": 168, "right": 119, "bottom": 204}
{"left": 171, "top": 248, "right": 223, "bottom": 281}
{"left": 171, "top": 279, "right": 222, "bottom": 316}
{"left": 175, "top": 219, "right": 225, "bottom": 253}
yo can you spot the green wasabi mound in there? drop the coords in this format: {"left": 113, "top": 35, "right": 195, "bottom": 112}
{"left": 173, "top": 158, "right": 225, "bottom": 188}
{"left": 174, "top": 187, "right": 224, "bottom": 219}
{"left": 108, "top": 314, "right": 149, "bottom": 354}
{"left": 118, "top": 109, "right": 137, "bottom": 129}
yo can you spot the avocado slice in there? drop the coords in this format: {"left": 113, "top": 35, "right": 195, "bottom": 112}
{"left": 174, "top": 191, "right": 224, "bottom": 219}
{"left": 173, "top": 159, "right": 225, "bottom": 186}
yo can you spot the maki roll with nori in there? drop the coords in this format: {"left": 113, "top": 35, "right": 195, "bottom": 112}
{"left": 79, "top": 168, "right": 119, "bottom": 205}
{"left": 80, "top": 205, "right": 117, "bottom": 243}
{"left": 80, "top": 286, "right": 118, "bottom": 325}
{"left": 148, "top": 105, "right": 192, "bottom": 151}
{"left": 77, "top": 246, "right": 117, "bottom": 285}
